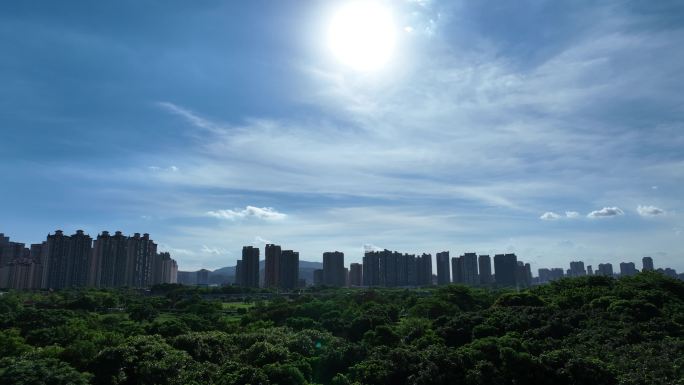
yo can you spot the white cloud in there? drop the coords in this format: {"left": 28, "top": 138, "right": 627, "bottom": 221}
{"left": 253, "top": 236, "right": 272, "bottom": 245}
{"left": 158, "top": 244, "right": 194, "bottom": 256}
{"left": 148, "top": 165, "right": 178, "bottom": 172}
{"left": 157, "top": 101, "right": 223, "bottom": 133}
{"left": 201, "top": 245, "right": 228, "bottom": 255}
{"left": 206, "top": 206, "right": 287, "bottom": 220}
{"left": 540, "top": 212, "right": 562, "bottom": 220}
{"left": 541, "top": 211, "right": 580, "bottom": 220}
{"left": 363, "top": 244, "right": 384, "bottom": 252}
{"left": 637, "top": 205, "right": 665, "bottom": 217}
{"left": 587, "top": 207, "right": 624, "bottom": 218}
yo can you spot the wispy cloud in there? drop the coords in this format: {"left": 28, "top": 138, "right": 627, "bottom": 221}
{"left": 158, "top": 244, "right": 194, "bottom": 256}
{"left": 200, "top": 245, "right": 229, "bottom": 255}
{"left": 148, "top": 165, "right": 179, "bottom": 172}
{"left": 157, "top": 101, "right": 224, "bottom": 133}
{"left": 540, "top": 211, "right": 580, "bottom": 220}
{"left": 587, "top": 207, "right": 624, "bottom": 218}
{"left": 637, "top": 205, "right": 665, "bottom": 217}
{"left": 206, "top": 206, "right": 287, "bottom": 220}
{"left": 540, "top": 212, "right": 562, "bottom": 221}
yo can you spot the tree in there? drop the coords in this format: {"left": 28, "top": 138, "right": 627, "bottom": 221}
{"left": 0, "top": 355, "right": 91, "bottom": 385}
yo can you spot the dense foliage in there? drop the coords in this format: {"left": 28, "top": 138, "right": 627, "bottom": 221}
{"left": 1, "top": 273, "right": 683, "bottom": 384}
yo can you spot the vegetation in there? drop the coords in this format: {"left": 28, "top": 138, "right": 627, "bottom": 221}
{"left": 1, "top": 273, "right": 683, "bottom": 384}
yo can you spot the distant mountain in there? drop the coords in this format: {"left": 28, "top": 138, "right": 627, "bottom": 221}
{"left": 180, "top": 260, "right": 323, "bottom": 285}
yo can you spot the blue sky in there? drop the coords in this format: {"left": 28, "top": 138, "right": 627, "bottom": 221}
{"left": 1, "top": 0, "right": 683, "bottom": 272}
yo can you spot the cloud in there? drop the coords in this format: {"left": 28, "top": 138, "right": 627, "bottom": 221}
{"left": 540, "top": 212, "right": 562, "bottom": 220}
{"left": 157, "top": 101, "right": 223, "bottom": 133}
{"left": 148, "top": 165, "right": 179, "bottom": 172}
{"left": 158, "top": 244, "right": 194, "bottom": 256}
{"left": 200, "top": 245, "right": 228, "bottom": 255}
{"left": 540, "top": 211, "right": 580, "bottom": 220}
{"left": 363, "top": 244, "right": 384, "bottom": 252}
{"left": 637, "top": 205, "right": 665, "bottom": 217}
{"left": 253, "top": 236, "right": 272, "bottom": 245}
{"left": 206, "top": 206, "right": 287, "bottom": 220}
{"left": 587, "top": 207, "right": 624, "bottom": 218}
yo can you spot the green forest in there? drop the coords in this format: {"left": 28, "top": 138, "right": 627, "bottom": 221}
{"left": 1, "top": 273, "right": 683, "bottom": 385}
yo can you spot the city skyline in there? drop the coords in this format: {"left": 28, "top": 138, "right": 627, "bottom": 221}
{"left": 1, "top": 1, "right": 683, "bottom": 273}
{"left": 0, "top": 229, "right": 684, "bottom": 274}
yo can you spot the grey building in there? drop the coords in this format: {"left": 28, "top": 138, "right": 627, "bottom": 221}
{"left": 349, "top": 263, "right": 362, "bottom": 286}
{"left": 620, "top": 262, "right": 638, "bottom": 276}
{"left": 264, "top": 244, "right": 281, "bottom": 288}
{"left": 642, "top": 256, "right": 654, "bottom": 271}
{"left": 323, "top": 251, "right": 345, "bottom": 287}
{"left": 240, "top": 246, "right": 260, "bottom": 288}
{"left": 436, "top": 251, "right": 450, "bottom": 285}
{"left": 494, "top": 253, "right": 517, "bottom": 287}
{"left": 279, "top": 250, "right": 299, "bottom": 290}
{"left": 597, "top": 263, "right": 614, "bottom": 277}
{"left": 363, "top": 251, "right": 380, "bottom": 286}
{"left": 478, "top": 255, "right": 492, "bottom": 285}
{"left": 569, "top": 261, "right": 586, "bottom": 277}
{"left": 462, "top": 253, "right": 479, "bottom": 286}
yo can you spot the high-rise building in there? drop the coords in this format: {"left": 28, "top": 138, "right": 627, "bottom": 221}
{"left": 597, "top": 263, "right": 614, "bottom": 277}
{"left": 177, "top": 271, "right": 195, "bottom": 285}
{"left": 478, "top": 255, "right": 492, "bottom": 285}
{"left": 323, "top": 251, "right": 345, "bottom": 287}
{"left": 313, "top": 269, "right": 323, "bottom": 286}
{"left": 377, "top": 250, "right": 397, "bottom": 287}
{"left": 538, "top": 268, "right": 551, "bottom": 283}
{"left": 349, "top": 263, "right": 362, "bottom": 286}
{"left": 240, "top": 246, "right": 260, "bottom": 288}
{"left": 550, "top": 268, "right": 565, "bottom": 280}
{"left": 451, "top": 256, "right": 463, "bottom": 284}
{"left": 235, "top": 260, "right": 243, "bottom": 286}
{"left": 264, "top": 244, "right": 281, "bottom": 288}
{"left": 436, "top": 251, "right": 450, "bottom": 285}
{"left": 405, "top": 254, "right": 417, "bottom": 286}
{"left": 586, "top": 265, "right": 594, "bottom": 276}
{"left": 396, "top": 253, "right": 416, "bottom": 287}
{"left": 363, "top": 251, "right": 380, "bottom": 286}
{"left": 462, "top": 253, "right": 479, "bottom": 286}
{"left": 515, "top": 261, "right": 532, "bottom": 288}
{"left": 416, "top": 253, "right": 432, "bottom": 286}
{"left": 125, "top": 233, "right": 157, "bottom": 288}
{"left": 642, "top": 256, "right": 654, "bottom": 272}
{"left": 197, "top": 269, "right": 210, "bottom": 285}
{"left": 658, "top": 268, "right": 677, "bottom": 278}
{"left": 151, "top": 252, "right": 177, "bottom": 285}
{"left": 494, "top": 253, "right": 517, "bottom": 287}
{"left": 569, "top": 261, "right": 586, "bottom": 277}
{"left": 0, "top": 234, "right": 31, "bottom": 289}
{"left": 620, "top": 262, "right": 638, "bottom": 276}
{"left": 279, "top": 250, "right": 299, "bottom": 290}
{"left": 90, "top": 231, "right": 129, "bottom": 287}
{"left": 45, "top": 230, "right": 93, "bottom": 289}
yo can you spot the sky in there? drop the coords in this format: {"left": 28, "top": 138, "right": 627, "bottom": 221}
{"left": 1, "top": 0, "right": 683, "bottom": 272}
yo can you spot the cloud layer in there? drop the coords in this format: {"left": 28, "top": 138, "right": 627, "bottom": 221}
{"left": 206, "top": 206, "right": 287, "bottom": 221}
{"left": 637, "top": 205, "right": 665, "bottom": 217}
{"left": 587, "top": 207, "right": 625, "bottom": 218}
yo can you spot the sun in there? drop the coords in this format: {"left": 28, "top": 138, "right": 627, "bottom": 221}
{"left": 327, "top": 2, "right": 397, "bottom": 71}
